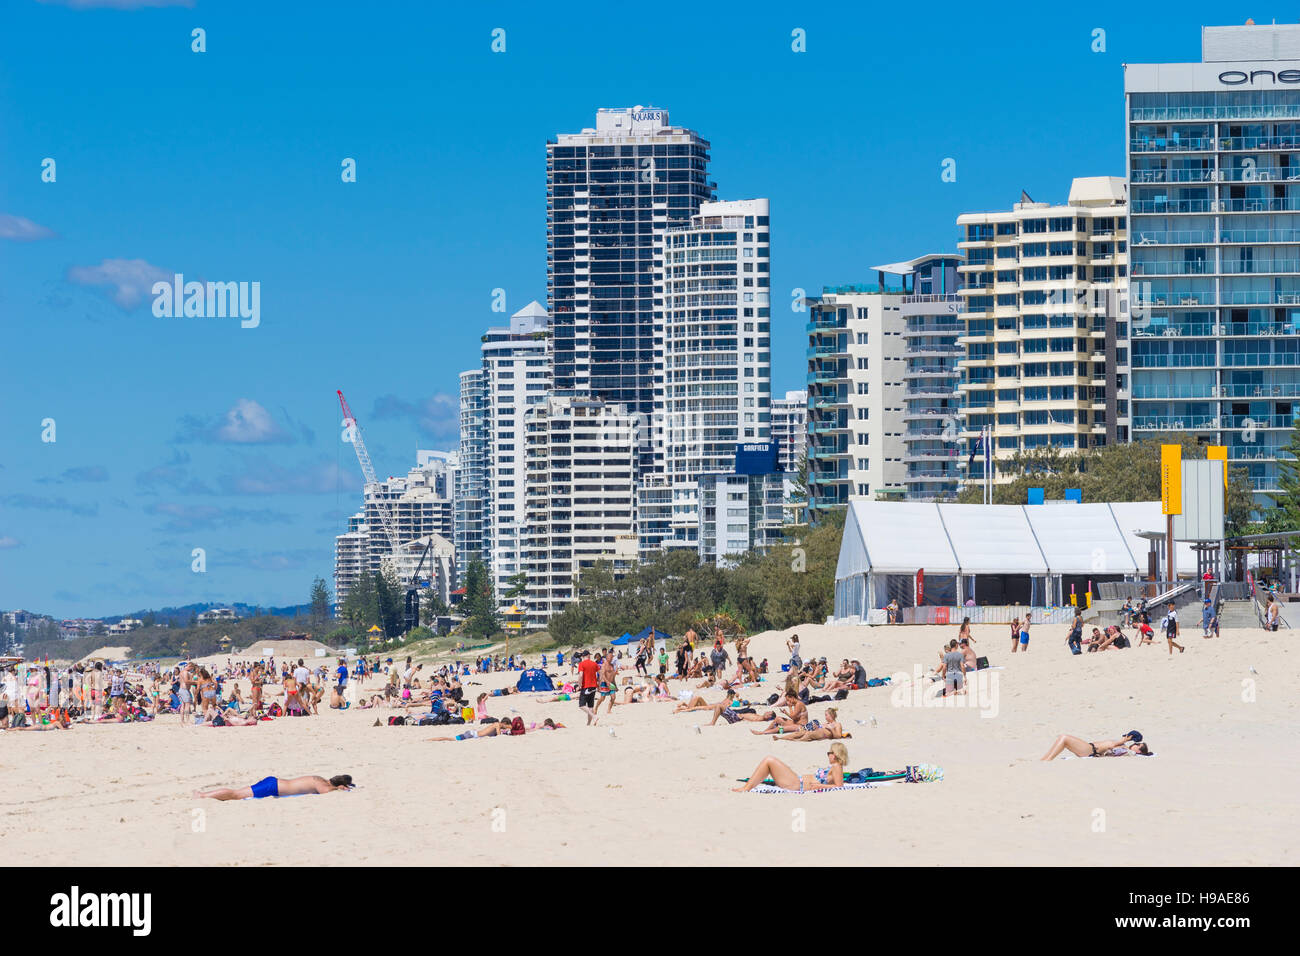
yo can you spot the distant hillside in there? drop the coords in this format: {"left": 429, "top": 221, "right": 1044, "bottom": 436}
{"left": 103, "top": 602, "right": 312, "bottom": 626}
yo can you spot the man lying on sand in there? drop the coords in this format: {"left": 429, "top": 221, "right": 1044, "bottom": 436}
{"left": 195, "top": 774, "right": 354, "bottom": 800}
{"left": 733, "top": 742, "right": 848, "bottom": 793}
{"left": 1040, "top": 730, "right": 1150, "bottom": 760}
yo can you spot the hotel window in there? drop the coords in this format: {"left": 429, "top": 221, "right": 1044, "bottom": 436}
{"left": 997, "top": 245, "right": 1018, "bottom": 259}
{"left": 1022, "top": 267, "right": 1047, "bottom": 282}
{"left": 1023, "top": 219, "right": 1048, "bottom": 233}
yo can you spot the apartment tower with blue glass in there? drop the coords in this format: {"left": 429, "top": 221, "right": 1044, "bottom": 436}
{"left": 546, "top": 108, "right": 715, "bottom": 440}
{"left": 1126, "top": 22, "right": 1300, "bottom": 501}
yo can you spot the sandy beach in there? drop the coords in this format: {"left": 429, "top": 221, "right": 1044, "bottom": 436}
{"left": 2, "top": 622, "right": 1295, "bottom": 866}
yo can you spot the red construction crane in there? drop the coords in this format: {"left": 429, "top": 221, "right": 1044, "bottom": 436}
{"left": 337, "top": 389, "right": 399, "bottom": 553}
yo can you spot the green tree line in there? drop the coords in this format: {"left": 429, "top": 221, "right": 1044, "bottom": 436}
{"left": 545, "top": 512, "right": 843, "bottom": 643}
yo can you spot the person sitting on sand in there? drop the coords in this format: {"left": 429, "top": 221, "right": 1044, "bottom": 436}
{"left": 824, "top": 660, "right": 856, "bottom": 694}
{"left": 329, "top": 685, "right": 350, "bottom": 710}
{"left": 1040, "top": 730, "right": 1150, "bottom": 760}
{"left": 428, "top": 717, "right": 512, "bottom": 742}
{"left": 195, "top": 774, "right": 354, "bottom": 800}
{"left": 749, "top": 692, "right": 808, "bottom": 735}
{"left": 775, "top": 707, "right": 851, "bottom": 742}
{"left": 733, "top": 742, "right": 849, "bottom": 793}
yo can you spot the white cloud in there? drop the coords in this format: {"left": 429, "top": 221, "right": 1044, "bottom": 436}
{"left": 175, "top": 399, "right": 297, "bottom": 445}
{"left": 216, "top": 399, "right": 288, "bottom": 444}
{"left": 0, "top": 214, "right": 56, "bottom": 241}
{"left": 67, "top": 257, "right": 171, "bottom": 309}
{"left": 0, "top": 536, "right": 20, "bottom": 549}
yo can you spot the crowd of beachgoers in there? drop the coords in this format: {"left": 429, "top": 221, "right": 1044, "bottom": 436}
{"left": 2, "top": 609, "right": 1189, "bottom": 793}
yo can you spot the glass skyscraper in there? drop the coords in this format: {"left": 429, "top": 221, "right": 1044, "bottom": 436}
{"left": 1126, "top": 23, "right": 1300, "bottom": 502}
{"left": 546, "top": 108, "right": 715, "bottom": 433}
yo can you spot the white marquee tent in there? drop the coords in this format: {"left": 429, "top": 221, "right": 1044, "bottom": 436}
{"left": 834, "top": 500, "right": 1194, "bottom": 621}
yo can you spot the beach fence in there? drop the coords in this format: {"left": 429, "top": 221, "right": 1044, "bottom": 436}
{"left": 860, "top": 606, "right": 1077, "bottom": 626}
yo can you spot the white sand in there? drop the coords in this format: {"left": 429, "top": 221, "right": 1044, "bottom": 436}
{"left": 2, "top": 623, "right": 1295, "bottom": 866}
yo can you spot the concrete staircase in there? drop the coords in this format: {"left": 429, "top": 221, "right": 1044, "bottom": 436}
{"left": 1217, "top": 599, "right": 1262, "bottom": 630}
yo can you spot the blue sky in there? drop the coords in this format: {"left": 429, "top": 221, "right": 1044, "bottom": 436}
{"left": 0, "top": 0, "right": 1241, "bottom": 617}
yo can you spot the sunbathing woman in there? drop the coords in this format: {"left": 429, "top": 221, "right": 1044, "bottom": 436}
{"left": 1040, "top": 730, "right": 1150, "bottom": 760}
{"left": 195, "top": 774, "right": 354, "bottom": 800}
{"left": 733, "top": 742, "right": 849, "bottom": 793}
{"left": 428, "top": 717, "right": 512, "bottom": 742}
{"left": 775, "top": 707, "right": 851, "bottom": 742}
{"left": 673, "top": 691, "right": 722, "bottom": 713}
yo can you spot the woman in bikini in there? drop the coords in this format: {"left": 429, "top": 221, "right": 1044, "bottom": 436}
{"left": 428, "top": 717, "right": 512, "bottom": 742}
{"left": 249, "top": 664, "right": 265, "bottom": 712}
{"left": 1040, "top": 730, "right": 1150, "bottom": 760}
{"left": 197, "top": 670, "right": 220, "bottom": 719}
{"left": 775, "top": 707, "right": 851, "bottom": 742}
{"left": 733, "top": 742, "right": 848, "bottom": 792}
{"left": 1010, "top": 617, "right": 1021, "bottom": 655}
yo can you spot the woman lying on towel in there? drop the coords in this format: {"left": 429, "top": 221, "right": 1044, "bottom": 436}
{"left": 1040, "top": 730, "right": 1151, "bottom": 760}
{"left": 733, "top": 742, "right": 848, "bottom": 793}
{"left": 775, "top": 708, "right": 851, "bottom": 742}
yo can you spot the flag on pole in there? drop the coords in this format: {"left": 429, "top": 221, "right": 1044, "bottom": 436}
{"left": 983, "top": 425, "right": 993, "bottom": 481}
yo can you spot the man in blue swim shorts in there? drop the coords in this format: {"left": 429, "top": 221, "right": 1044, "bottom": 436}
{"left": 194, "top": 774, "right": 354, "bottom": 800}
{"left": 1019, "top": 613, "right": 1031, "bottom": 653}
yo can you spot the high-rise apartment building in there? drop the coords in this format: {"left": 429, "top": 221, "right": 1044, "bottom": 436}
{"left": 482, "top": 301, "right": 553, "bottom": 605}
{"left": 804, "top": 279, "right": 911, "bottom": 516}
{"left": 697, "top": 443, "right": 787, "bottom": 567}
{"left": 522, "top": 394, "right": 638, "bottom": 626}
{"left": 653, "top": 198, "right": 772, "bottom": 551}
{"left": 887, "top": 256, "right": 966, "bottom": 500}
{"left": 956, "top": 179, "right": 1130, "bottom": 484}
{"left": 547, "top": 107, "right": 715, "bottom": 429}
{"left": 333, "top": 451, "right": 458, "bottom": 608}
{"left": 770, "top": 389, "right": 808, "bottom": 474}
{"left": 1126, "top": 23, "right": 1300, "bottom": 501}
{"left": 455, "top": 368, "right": 488, "bottom": 571}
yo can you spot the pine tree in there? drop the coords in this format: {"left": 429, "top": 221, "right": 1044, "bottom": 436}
{"left": 1266, "top": 424, "right": 1300, "bottom": 531}
{"left": 308, "top": 576, "right": 331, "bottom": 634}
{"left": 461, "top": 558, "right": 499, "bottom": 637}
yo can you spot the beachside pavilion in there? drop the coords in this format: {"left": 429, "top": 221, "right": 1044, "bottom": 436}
{"left": 834, "top": 500, "right": 1190, "bottom": 623}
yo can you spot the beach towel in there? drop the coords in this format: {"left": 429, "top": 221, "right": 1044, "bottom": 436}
{"left": 1059, "top": 752, "right": 1157, "bottom": 760}
{"left": 745, "top": 781, "right": 897, "bottom": 794}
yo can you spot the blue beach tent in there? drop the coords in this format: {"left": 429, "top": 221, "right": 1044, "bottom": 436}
{"left": 516, "top": 668, "right": 554, "bottom": 692}
{"left": 610, "top": 632, "right": 635, "bottom": 646}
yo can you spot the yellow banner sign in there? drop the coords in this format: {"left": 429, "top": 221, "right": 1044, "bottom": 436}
{"left": 1207, "top": 445, "right": 1228, "bottom": 491}
{"left": 1161, "top": 444, "right": 1183, "bottom": 515}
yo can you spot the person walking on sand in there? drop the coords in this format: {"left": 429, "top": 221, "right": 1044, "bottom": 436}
{"left": 1162, "top": 601, "right": 1185, "bottom": 655}
{"left": 576, "top": 651, "right": 601, "bottom": 725}
{"left": 787, "top": 634, "right": 802, "bottom": 671}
